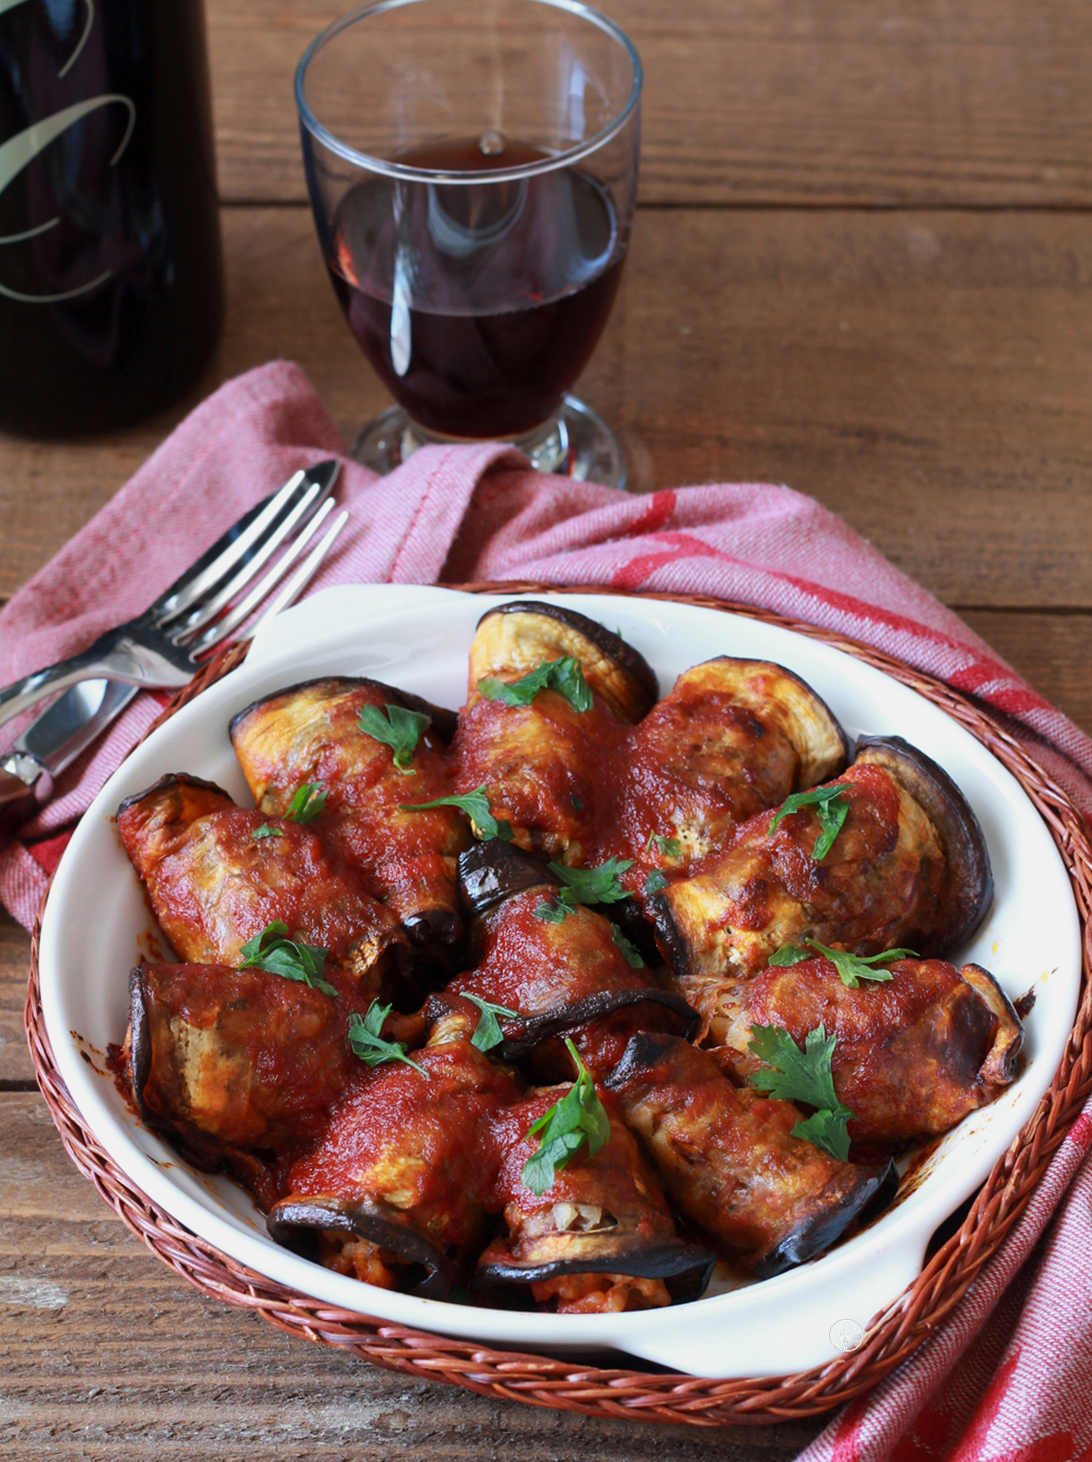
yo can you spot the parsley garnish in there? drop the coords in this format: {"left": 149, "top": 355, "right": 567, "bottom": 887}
{"left": 645, "top": 830, "right": 681, "bottom": 858}
{"left": 533, "top": 857, "right": 634, "bottom": 923}
{"left": 400, "top": 786, "right": 513, "bottom": 841}
{"left": 768, "top": 783, "right": 855, "bottom": 861}
{"left": 463, "top": 993, "right": 519, "bottom": 1052}
{"left": 478, "top": 657, "right": 593, "bottom": 714}
{"left": 521, "top": 1039, "right": 611, "bottom": 1196}
{"left": 768, "top": 939, "right": 916, "bottom": 988}
{"left": 347, "top": 1000, "right": 426, "bottom": 1074}
{"left": 644, "top": 870, "right": 669, "bottom": 896}
{"left": 611, "top": 923, "right": 645, "bottom": 968}
{"left": 747, "top": 1023, "right": 855, "bottom": 1162}
{"left": 533, "top": 899, "right": 570, "bottom": 925}
{"left": 285, "top": 782, "right": 328, "bottom": 823}
{"left": 238, "top": 920, "right": 337, "bottom": 997}
{"left": 252, "top": 824, "right": 282, "bottom": 840}
{"left": 358, "top": 702, "right": 431, "bottom": 774}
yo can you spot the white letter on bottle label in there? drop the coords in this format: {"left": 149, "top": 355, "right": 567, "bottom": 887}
{"left": 0, "top": 94, "right": 136, "bottom": 302}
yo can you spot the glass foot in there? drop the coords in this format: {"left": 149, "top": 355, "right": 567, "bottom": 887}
{"left": 350, "top": 395, "right": 628, "bottom": 490}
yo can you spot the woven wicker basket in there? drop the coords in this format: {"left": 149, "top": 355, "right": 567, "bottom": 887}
{"left": 24, "top": 583, "right": 1092, "bottom": 1427}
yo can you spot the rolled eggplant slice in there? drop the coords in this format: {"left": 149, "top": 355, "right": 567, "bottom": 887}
{"left": 711, "top": 955, "right": 1024, "bottom": 1147}
{"left": 651, "top": 752, "right": 991, "bottom": 994}
{"left": 457, "top": 843, "right": 652, "bottom": 1010}
{"left": 476, "top": 1090, "right": 715, "bottom": 1311}
{"left": 585, "top": 657, "right": 849, "bottom": 876}
{"left": 606, "top": 1033, "right": 896, "bottom": 1277}
{"left": 267, "top": 1195, "right": 452, "bottom": 1300}
{"left": 460, "top": 885, "right": 653, "bottom": 1012}
{"left": 127, "top": 961, "right": 360, "bottom": 1164}
{"left": 457, "top": 838, "right": 556, "bottom": 920}
{"left": 454, "top": 603, "right": 654, "bottom": 860}
{"left": 270, "top": 1029, "right": 521, "bottom": 1299}
{"left": 854, "top": 736, "right": 993, "bottom": 957}
{"left": 230, "top": 676, "right": 468, "bottom": 951}
{"left": 117, "top": 773, "right": 403, "bottom": 988}
{"left": 494, "top": 988, "right": 699, "bottom": 1075}
{"left": 469, "top": 602, "right": 658, "bottom": 723}
{"left": 451, "top": 843, "right": 696, "bottom": 1075}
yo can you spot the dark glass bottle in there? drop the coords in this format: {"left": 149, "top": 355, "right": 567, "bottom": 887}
{"left": 0, "top": 0, "right": 223, "bottom": 435}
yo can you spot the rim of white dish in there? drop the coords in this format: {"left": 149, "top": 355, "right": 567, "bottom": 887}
{"left": 36, "top": 586, "right": 1082, "bottom": 1376}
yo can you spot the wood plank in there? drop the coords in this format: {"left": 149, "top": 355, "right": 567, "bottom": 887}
{"left": 207, "top": 0, "right": 1092, "bottom": 207}
{"left": 0, "top": 1093, "right": 825, "bottom": 1458}
{"left": 0, "top": 910, "right": 31, "bottom": 1086}
{"left": 2, "top": 207, "right": 1091, "bottom": 611}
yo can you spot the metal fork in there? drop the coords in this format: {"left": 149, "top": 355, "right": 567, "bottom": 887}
{"left": 0, "top": 460, "right": 347, "bottom": 733}
{"left": 0, "top": 462, "right": 349, "bottom": 833}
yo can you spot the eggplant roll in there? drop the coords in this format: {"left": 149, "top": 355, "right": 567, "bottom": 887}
{"left": 584, "top": 658, "right": 849, "bottom": 879}
{"left": 117, "top": 774, "right": 403, "bottom": 988}
{"left": 453, "top": 603, "right": 654, "bottom": 860}
{"left": 127, "top": 960, "right": 363, "bottom": 1175}
{"left": 854, "top": 736, "right": 993, "bottom": 956}
{"left": 711, "top": 955, "right": 1024, "bottom": 1147}
{"left": 268, "top": 1024, "right": 520, "bottom": 1299}
{"left": 468, "top": 602, "right": 658, "bottom": 722}
{"left": 652, "top": 747, "right": 992, "bottom": 994}
{"left": 450, "top": 843, "right": 697, "bottom": 1077}
{"left": 605, "top": 1033, "right": 895, "bottom": 1276}
{"left": 476, "top": 1089, "right": 715, "bottom": 1311}
{"left": 230, "top": 677, "right": 468, "bottom": 951}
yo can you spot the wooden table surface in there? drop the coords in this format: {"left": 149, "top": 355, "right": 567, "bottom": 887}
{"left": 3, "top": 2, "right": 1091, "bottom": 1456}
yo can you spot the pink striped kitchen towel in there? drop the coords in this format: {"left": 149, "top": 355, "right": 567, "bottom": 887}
{"left": 2, "top": 360, "right": 1090, "bottom": 1461}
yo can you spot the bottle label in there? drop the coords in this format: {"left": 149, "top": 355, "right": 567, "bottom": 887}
{"left": 0, "top": 0, "right": 136, "bottom": 303}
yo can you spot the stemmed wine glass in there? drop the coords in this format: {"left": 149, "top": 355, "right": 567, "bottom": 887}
{"left": 295, "top": 0, "right": 641, "bottom": 488}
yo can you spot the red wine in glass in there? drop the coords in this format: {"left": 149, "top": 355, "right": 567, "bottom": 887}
{"left": 323, "top": 137, "right": 625, "bottom": 442}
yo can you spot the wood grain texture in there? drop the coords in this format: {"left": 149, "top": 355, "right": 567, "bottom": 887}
{"left": 3, "top": 206, "right": 1091, "bottom": 609}
{"left": 0, "top": 911, "right": 31, "bottom": 1086}
{"left": 1, "top": 0, "right": 1086, "bottom": 1450}
{"left": 0, "top": 1093, "right": 826, "bottom": 1458}
{"left": 207, "top": 0, "right": 1092, "bottom": 207}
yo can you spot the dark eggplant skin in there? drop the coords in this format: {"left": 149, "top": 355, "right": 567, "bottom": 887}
{"left": 117, "top": 774, "right": 403, "bottom": 986}
{"left": 759, "top": 1161, "right": 899, "bottom": 1276}
{"left": 476, "top": 1089, "right": 715, "bottom": 1309}
{"left": 457, "top": 839, "right": 557, "bottom": 920}
{"left": 428, "top": 982, "right": 700, "bottom": 1086}
{"left": 229, "top": 676, "right": 468, "bottom": 958}
{"left": 475, "top": 1249, "right": 714, "bottom": 1305}
{"left": 473, "top": 601, "right": 659, "bottom": 720}
{"left": 451, "top": 857, "right": 700, "bottom": 1078}
{"left": 853, "top": 736, "right": 993, "bottom": 956}
{"left": 494, "top": 987, "right": 699, "bottom": 1066}
{"left": 266, "top": 1196, "right": 452, "bottom": 1300}
{"left": 606, "top": 1032, "right": 896, "bottom": 1278}
{"left": 229, "top": 674, "right": 459, "bottom": 746}
{"left": 126, "top": 960, "right": 366, "bottom": 1175}
{"left": 647, "top": 750, "right": 985, "bottom": 995}
{"left": 269, "top": 1030, "right": 521, "bottom": 1299}
{"left": 116, "top": 770, "right": 233, "bottom": 826}
{"left": 710, "top": 955, "right": 1024, "bottom": 1148}
{"left": 961, "top": 963, "right": 1025, "bottom": 1086}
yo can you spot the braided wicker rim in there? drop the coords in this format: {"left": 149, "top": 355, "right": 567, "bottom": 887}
{"left": 24, "top": 583, "right": 1092, "bottom": 1427}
